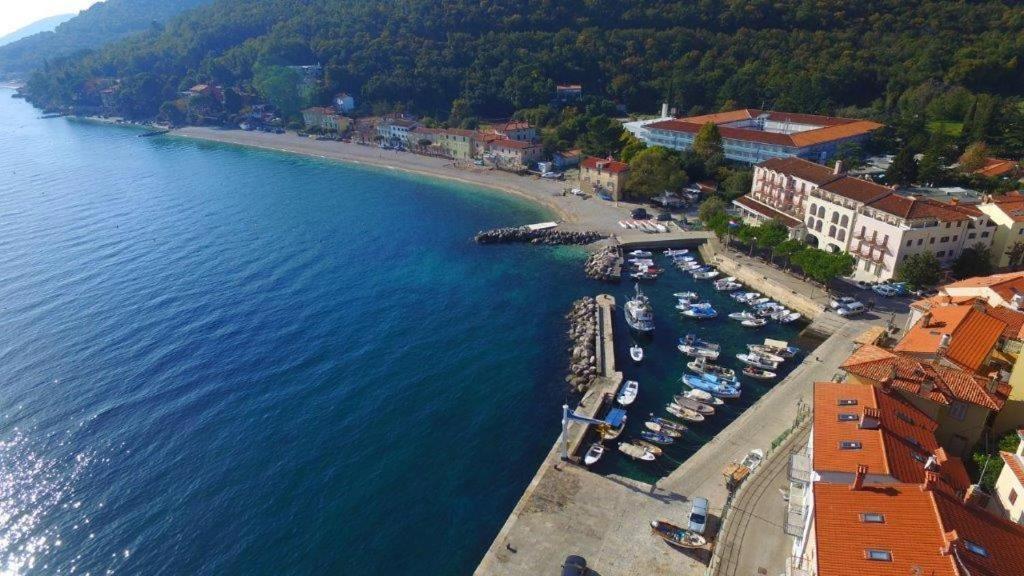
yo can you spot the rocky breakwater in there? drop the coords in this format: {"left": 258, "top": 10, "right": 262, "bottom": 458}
{"left": 565, "top": 297, "right": 599, "bottom": 392}
{"left": 474, "top": 226, "right": 605, "bottom": 245}
{"left": 584, "top": 245, "right": 619, "bottom": 282}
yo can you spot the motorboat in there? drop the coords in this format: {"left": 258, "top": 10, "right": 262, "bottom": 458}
{"left": 741, "top": 448, "right": 765, "bottom": 473}
{"left": 750, "top": 342, "right": 799, "bottom": 358}
{"left": 677, "top": 343, "right": 720, "bottom": 360}
{"left": 630, "top": 270, "right": 660, "bottom": 281}
{"left": 714, "top": 281, "right": 742, "bottom": 291}
{"left": 736, "top": 353, "right": 779, "bottom": 370}
{"left": 649, "top": 415, "right": 687, "bottom": 433}
{"left": 728, "top": 311, "right": 758, "bottom": 322}
{"left": 743, "top": 366, "right": 777, "bottom": 380}
{"left": 671, "top": 394, "right": 715, "bottom": 415}
{"left": 616, "top": 380, "right": 639, "bottom": 406}
{"left": 630, "top": 345, "right": 644, "bottom": 363}
{"left": 741, "top": 318, "right": 768, "bottom": 328}
{"left": 664, "top": 248, "right": 689, "bottom": 256}
{"left": 778, "top": 312, "right": 802, "bottom": 323}
{"left": 583, "top": 442, "right": 605, "bottom": 465}
{"left": 624, "top": 284, "right": 655, "bottom": 333}
{"left": 644, "top": 421, "right": 682, "bottom": 437}
{"left": 681, "top": 334, "right": 720, "bottom": 351}
{"left": 681, "top": 306, "right": 717, "bottom": 319}
{"left": 681, "top": 374, "right": 741, "bottom": 398}
{"left": 666, "top": 403, "right": 706, "bottom": 422}
{"left": 673, "top": 291, "right": 699, "bottom": 301}
{"left": 650, "top": 520, "right": 707, "bottom": 548}
{"left": 745, "top": 345, "right": 785, "bottom": 363}
{"left": 640, "top": 430, "right": 675, "bottom": 445}
{"left": 692, "top": 269, "right": 720, "bottom": 280}
{"left": 748, "top": 297, "right": 770, "bottom": 306}
{"left": 684, "top": 389, "right": 724, "bottom": 406}
{"left": 636, "top": 441, "right": 664, "bottom": 456}
{"left": 628, "top": 250, "right": 653, "bottom": 258}
{"left": 686, "top": 358, "right": 736, "bottom": 380}
{"left": 599, "top": 408, "right": 628, "bottom": 440}
{"left": 618, "top": 442, "right": 656, "bottom": 461}
{"left": 732, "top": 291, "right": 760, "bottom": 303}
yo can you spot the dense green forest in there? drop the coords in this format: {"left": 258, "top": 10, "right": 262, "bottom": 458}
{"left": 21, "top": 0, "right": 1024, "bottom": 158}
{"left": 0, "top": 0, "right": 212, "bottom": 77}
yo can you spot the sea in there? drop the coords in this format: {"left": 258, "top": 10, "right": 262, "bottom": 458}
{"left": 0, "top": 90, "right": 804, "bottom": 575}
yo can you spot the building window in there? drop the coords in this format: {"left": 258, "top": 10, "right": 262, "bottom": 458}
{"left": 831, "top": 213, "right": 839, "bottom": 224}
{"left": 838, "top": 413, "right": 859, "bottom": 421}
{"left": 865, "top": 549, "right": 892, "bottom": 561}
{"left": 917, "top": 239, "right": 923, "bottom": 246}
{"left": 982, "top": 231, "right": 990, "bottom": 238}
{"left": 841, "top": 215, "right": 849, "bottom": 227}
{"left": 829, "top": 225, "right": 837, "bottom": 238}
{"left": 839, "top": 441, "right": 862, "bottom": 450}
{"left": 860, "top": 225, "right": 866, "bottom": 238}
{"left": 1010, "top": 489, "right": 1018, "bottom": 505}
{"left": 953, "top": 235, "right": 958, "bottom": 242}
{"left": 945, "top": 222, "right": 951, "bottom": 228}
{"left": 937, "top": 250, "right": 946, "bottom": 257}
{"left": 941, "top": 236, "right": 949, "bottom": 243}
{"left": 818, "top": 206, "right": 825, "bottom": 218}
{"left": 860, "top": 513, "right": 885, "bottom": 523}
{"left": 838, "top": 399, "right": 858, "bottom": 406}
{"left": 838, "top": 229, "right": 846, "bottom": 241}
{"left": 969, "top": 233, "right": 976, "bottom": 239}
{"left": 810, "top": 203, "right": 817, "bottom": 214}
{"left": 896, "top": 412, "right": 915, "bottom": 425}
{"left": 815, "top": 221, "right": 823, "bottom": 232}
{"left": 930, "top": 238, "right": 935, "bottom": 244}
{"left": 907, "top": 239, "right": 913, "bottom": 247}
{"left": 949, "top": 401, "right": 968, "bottom": 421}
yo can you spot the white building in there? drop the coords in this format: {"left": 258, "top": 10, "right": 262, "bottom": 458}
{"left": 994, "top": 430, "right": 1024, "bottom": 524}
{"left": 376, "top": 117, "right": 418, "bottom": 145}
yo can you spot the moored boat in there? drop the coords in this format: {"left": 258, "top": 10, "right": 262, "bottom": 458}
{"left": 736, "top": 353, "right": 779, "bottom": 370}
{"left": 681, "top": 374, "right": 741, "bottom": 398}
{"left": 640, "top": 430, "right": 675, "bottom": 445}
{"left": 650, "top": 520, "right": 707, "bottom": 548}
{"left": 624, "top": 283, "right": 656, "bottom": 333}
{"left": 741, "top": 448, "right": 765, "bottom": 473}
{"left": 677, "top": 343, "right": 720, "bottom": 360}
{"left": 671, "top": 394, "right": 715, "bottom": 415}
{"left": 644, "top": 421, "right": 682, "bottom": 437}
{"left": 666, "top": 402, "right": 706, "bottom": 422}
{"left": 745, "top": 345, "right": 785, "bottom": 363}
{"left": 583, "top": 442, "right": 605, "bottom": 465}
{"left": 600, "top": 408, "right": 628, "bottom": 440}
{"left": 649, "top": 415, "right": 687, "bottom": 432}
{"left": 686, "top": 357, "right": 736, "bottom": 379}
{"left": 628, "top": 249, "right": 653, "bottom": 258}
{"left": 681, "top": 306, "right": 717, "bottom": 319}
{"left": 630, "top": 345, "right": 644, "bottom": 363}
{"left": 743, "top": 366, "right": 777, "bottom": 379}
{"left": 673, "top": 291, "right": 699, "bottom": 301}
{"left": 741, "top": 318, "right": 768, "bottom": 328}
{"left": 684, "top": 389, "right": 724, "bottom": 406}
{"left": 636, "top": 440, "right": 664, "bottom": 456}
{"left": 618, "top": 442, "right": 656, "bottom": 461}
{"left": 616, "top": 380, "right": 639, "bottom": 406}
{"left": 728, "top": 311, "right": 758, "bottom": 322}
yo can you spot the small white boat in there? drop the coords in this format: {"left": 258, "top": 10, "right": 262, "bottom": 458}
{"left": 737, "top": 353, "right": 779, "bottom": 370}
{"left": 655, "top": 224, "right": 668, "bottom": 233}
{"left": 684, "top": 389, "right": 724, "bottom": 406}
{"left": 779, "top": 312, "right": 802, "bottom": 323}
{"left": 743, "top": 365, "right": 777, "bottom": 380}
{"left": 617, "top": 380, "right": 639, "bottom": 406}
{"left": 678, "top": 344, "right": 720, "bottom": 360}
{"left": 681, "top": 306, "right": 717, "bottom": 319}
{"left": 644, "top": 421, "right": 682, "bottom": 437}
{"left": 671, "top": 394, "right": 715, "bottom": 415}
{"left": 729, "top": 311, "right": 758, "bottom": 322}
{"left": 686, "top": 359, "right": 735, "bottom": 380}
{"left": 583, "top": 442, "right": 605, "bottom": 465}
{"left": 664, "top": 248, "right": 689, "bottom": 256}
{"left": 745, "top": 345, "right": 785, "bottom": 363}
{"left": 741, "top": 448, "right": 765, "bottom": 473}
{"left": 692, "top": 270, "right": 720, "bottom": 280}
{"left": 628, "top": 249, "right": 653, "bottom": 258}
{"left": 618, "top": 442, "right": 656, "bottom": 461}
{"left": 666, "top": 403, "right": 706, "bottom": 422}
{"left": 674, "top": 291, "right": 699, "bottom": 301}
{"left": 629, "top": 345, "right": 644, "bottom": 363}
{"left": 749, "top": 297, "right": 770, "bottom": 306}
{"left": 636, "top": 440, "right": 664, "bottom": 456}
{"left": 714, "top": 281, "right": 742, "bottom": 291}
{"left": 742, "top": 318, "right": 768, "bottom": 328}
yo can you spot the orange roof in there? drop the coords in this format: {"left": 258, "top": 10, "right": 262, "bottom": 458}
{"left": 909, "top": 294, "right": 980, "bottom": 313}
{"left": 1000, "top": 451, "right": 1024, "bottom": 486}
{"left": 733, "top": 195, "right": 802, "bottom": 228}
{"left": 973, "top": 157, "right": 1019, "bottom": 178}
{"left": 814, "top": 482, "right": 1024, "bottom": 576}
{"left": 581, "top": 156, "right": 629, "bottom": 174}
{"left": 946, "top": 271, "right": 1024, "bottom": 302}
{"left": 812, "top": 382, "right": 968, "bottom": 488}
{"left": 841, "top": 345, "right": 1007, "bottom": 411}
{"left": 759, "top": 156, "right": 840, "bottom": 185}
{"left": 984, "top": 195, "right": 1024, "bottom": 222}
{"left": 894, "top": 305, "right": 1006, "bottom": 371}
{"left": 983, "top": 305, "right": 1024, "bottom": 339}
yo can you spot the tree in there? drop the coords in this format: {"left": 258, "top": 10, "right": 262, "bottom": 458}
{"left": 757, "top": 220, "right": 790, "bottom": 261}
{"left": 952, "top": 243, "right": 994, "bottom": 278}
{"left": 719, "top": 168, "right": 753, "bottom": 200}
{"left": 626, "top": 146, "right": 687, "bottom": 199}
{"left": 894, "top": 252, "right": 942, "bottom": 287}
{"left": 791, "top": 248, "right": 854, "bottom": 284}
{"left": 692, "top": 122, "right": 724, "bottom": 170}
{"left": 620, "top": 132, "right": 646, "bottom": 163}
{"left": 775, "top": 239, "right": 805, "bottom": 268}
{"left": 253, "top": 65, "right": 302, "bottom": 119}
{"left": 1006, "top": 242, "right": 1024, "bottom": 269}
{"left": 959, "top": 142, "right": 989, "bottom": 173}
{"left": 737, "top": 224, "right": 759, "bottom": 255}
{"left": 698, "top": 196, "right": 727, "bottom": 224}
{"left": 577, "top": 115, "right": 623, "bottom": 157}
{"left": 971, "top": 431, "right": 1021, "bottom": 491}
{"left": 885, "top": 146, "right": 918, "bottom": 185}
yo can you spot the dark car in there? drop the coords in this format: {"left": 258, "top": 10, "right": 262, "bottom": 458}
{"left": 631, "top": 208, "right": 650, "bottom": 220}
{"left": 656, "top": 211, "right": 673, "bottom": 221}
{"left": 561, "top": 555, "right": 588, "bottom": 576}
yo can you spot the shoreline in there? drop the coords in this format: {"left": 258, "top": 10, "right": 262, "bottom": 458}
{"left": 170, "top": 127, "right": 638, "bottom": 230}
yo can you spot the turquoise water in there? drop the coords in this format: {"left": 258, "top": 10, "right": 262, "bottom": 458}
{"left": 0, "top": 93, "right": 593, "bottom": 575}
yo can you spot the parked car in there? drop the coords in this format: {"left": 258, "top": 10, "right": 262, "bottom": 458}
{"left": 561, "top": 555, "right": 588, "bottom": 576}
{"left": 837, "top": 301, "right": 867, "bottom": 316}
{"left": 688, "top": 497, "right": 709, "bottom": 535}
{"left": 872, "top": 284, "right": 900, "bottom": 297}
{"left": 631, "top": 207, "right": 650, "bottom": 220}
{"left": 830, "top": 296, "right": 858, "bottom": 310}
{"left": 656, "top": 211, "right": 673, "bottom": 221}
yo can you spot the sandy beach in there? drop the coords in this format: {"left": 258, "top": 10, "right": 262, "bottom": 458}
{"left": 173, "top": 127, "right": 639, "bottom": 232}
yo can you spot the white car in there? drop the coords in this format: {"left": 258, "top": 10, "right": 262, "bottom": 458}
{"left": 872, "top": 284, "right": 899, "bottom": 297}
{"left": 836, "top": 302, "right": 867, "bottom": 316}
{"left": 830, "top": 296, "right": 858, "bottom": 310}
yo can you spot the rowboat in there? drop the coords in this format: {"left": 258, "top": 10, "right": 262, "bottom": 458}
{"left": 583, "top": 442, "right": 605, "bottom": 465}
{"left": 618, "top": 442, "right": 656, "bottom": 461}
{"left": 673, "top": 291, "right": 699, "bottom": 301}
{"left": 743, "top": 365, "right": 777, "bottom": 379}
{"left": 686, "top": 358, "right": 736, "bottom": 380}
{"left": 649, "top": 415, "right": 687, "bottom": 433}
{"left": 742, "top": 318, "right": 768, "bottom": 328}
{"left": 681, "top": 335, "right": 720, "bottom": 350}
{"left": 628, "top": 250, "right": 652, "bottom": 258}
{"left": 666, "top": 402, "right": 706, "bottom": 422}
{"left": 650, "top": 520, "right": 707, "bottom": 548}
{"left": 641, "top": 430, "right": 675, "bottom": 445}
{"left": 681, "top": 374, "right": 741, "bottom": 398}
{"left": 681, "top": 306, "right": 717, "bottom": 319}
{"left": 684, "top": 389, "right": 724, "bottom": 406}
{"left": 736, "top": 353, "right": 779, "bottom": 370}
{"left": 671, "top": 394, "right": 715, "bottom": 415}
{"left": 728, "top": 311, "right": 758, "bottom": 322}
{"left": 678, "top": 343, "right": 720, "bottom": 360}
{"left": 644, "top": 421, "right": 682, "bottom": 437}
{"left": 692, "top": 269, "right": 720, "bottom": 280}
{"left": 745, "top": 345, "right": 786, "bottom": 363}
{"left": 663, "top": 249, "right": 688, "bottom": 256}
{"left": 636, "top": 441, "right": 664, "bottom": 456}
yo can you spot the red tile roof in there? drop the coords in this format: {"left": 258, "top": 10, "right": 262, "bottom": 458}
{"left": 973, "top": 157, "right": 1019, "bottom": 178}
{"left": 841, "top": 345, "right": 1007, "bottom": 411}
{"left": 867, "top": 195, "right": 972, "bottom": 221}
{"left": 488, "top": 138, "right": 538, "bottom": 150}
{"left": 759, "top": 156, "right": 840, "bottom": 185}
{"left": 581, "top": 156, "right": 629, "bottom": 174}
{"left": 946, "top": 272, "right": 1024, "bottom": 302}
{"left": 820, "top": 176, "right": 893, "bottom": 204}
{"left": 1000, "top": 451, "right": 1024, "bottom": 486}
{"left": 931, "top": 487, "right": 1024, "bottom": 576}
{"left": 813, "top": 382, "right": 968, "bottom": 489}
{"left": 894, "top": 305, "right": 1007, "bottom": 372}
{"left": 733, "top": 195, "right": 802, "bottom": 228}
{"left": 648, "top": 109, "right": 882, "bottom": 148}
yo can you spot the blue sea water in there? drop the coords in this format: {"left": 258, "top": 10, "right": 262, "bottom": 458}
{"left": 0, "top": 92, "right": 592, "bottom": 575}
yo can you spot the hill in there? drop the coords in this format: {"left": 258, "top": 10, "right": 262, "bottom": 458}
{"left": 0, "top": 14, "right": 76, "bottom": 48}
{"left": 21, "top": 0, "right": 1024, "bottom": 158}
{"left": 0, "top": 0, "right": 213, "bottom": 78}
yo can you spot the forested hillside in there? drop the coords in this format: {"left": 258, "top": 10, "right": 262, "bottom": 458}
{"left": 0, "top": 14, "right": 76, "bottom": 48}
{"left": 0, "top": 0, "right": 212, "bottom": 77}
{"left": 23, "top": 0, "right": 1024, "bottom": 150}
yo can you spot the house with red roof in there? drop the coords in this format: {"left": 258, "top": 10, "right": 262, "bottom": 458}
{"left": 579, "top": 156, "right": 629, "bottom": 200}
{"left": 994, "top": 429, "right": 1024, "bottom": 525}
{"left": 977, "top": 192, "right": 1024, "bottom": 267}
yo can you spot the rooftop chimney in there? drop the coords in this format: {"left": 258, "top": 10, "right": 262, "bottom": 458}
{"left": 941, "top": 530, "right": 960, "bottom": 556}
{"left": 920, "top": 376, "right": 935, "bottom": 395}
{"left": 922, "top": 470, "right": 940, "bottom": 491}
{"left": 859, "top": 407, "right": 881, "bottom": 430}
{"left": 1011, "top": 291, "right": 1023, "bottom": 310}
{"left": 851, "top": 464, "right": 868, "bottom": 491}
{"left": 964, "top": 484, "right": 990, "bottom": 508}
{"left": 950, "top": 197, "right": 959, "bottom": 206}
{"left": 833, "top": 160, "right": 844, "bottom": 175}
{"left": 921, "top": 312, "right": 932, "bottom": 328}
{"left": 937, "top": 333, "right": 952, "bottom": 356}
{"left": 987, "top": 372, "right": 1000, "bottom": 394}
{"left": 924, "top": 455, "right": 940, "bottom": 471}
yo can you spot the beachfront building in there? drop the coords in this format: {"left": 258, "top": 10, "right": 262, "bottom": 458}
{"left": 638, "top": 109, "right": 882, "bottom": 165}
{"left": 301, "top": 107, "right": 349, "bottom": 132}
{"left": 552, "top": 149, "right": 582, "bottom": 170}
{"left": 977, "top": 193, "right": 1024, "bottom": 267}
{"left": 376, "top": 117, "right": 419, "bottom": 146}
{"left": 333, "top": 92, "right": 356, "bottom": 113}
{"left": 995, "top": 430, "right": 1024, "bottom": 524}
{"left": 491, "top": 121, "right": 537, "bottom": 143}
{"left": 437, "top": 129, "right": 476, "bottom": 161}
{"left": 484, "top": 138, "right": 543, "bottom": 170}
{"left": 579, "top": 156, "right": 629, "bottom": 200}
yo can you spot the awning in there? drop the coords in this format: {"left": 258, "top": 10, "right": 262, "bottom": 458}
{"left": 605, "top": 408, "right": 627, "bottom": 427}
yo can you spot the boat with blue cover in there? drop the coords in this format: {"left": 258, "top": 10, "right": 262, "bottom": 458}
{"left": 681, "top": 374, "right": 741, "bottom": 398}
{"left": 640, "top": 430, "right": 675, "bottom": 445}
{"left": 600, "top": 407, "right": 628, "bottom": 440}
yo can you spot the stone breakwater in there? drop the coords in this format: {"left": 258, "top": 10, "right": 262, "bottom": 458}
{"left": 565, "top": 297, "right": 599, "bottom": 392}
{"left": 584, "top": 245, "right": 620, "bottom": 282}
{"left": 474, "top": 227, "right": 605, "bottom": 245}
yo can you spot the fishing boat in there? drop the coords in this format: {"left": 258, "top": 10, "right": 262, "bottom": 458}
{"left": 671, "top": 394, "right": 715, "bottom": 415}
{"left": 636, "top": 441, "right": 664, "bottom": 456}
{"left": 624, "top": 284, "right": 655, "bottom": 333}
{"left": 640, "top": 430, "right": 675, "bottom": 445}
{"left": 600, "top": 408, "right": 628, "bottom": 440}
{"left": 666, "top": 403, "right": 706, "bottom": 422}
{"left": 778, "top": 312, "right": 802, "bottom": 323}
{"left": 649, "top": 415, "right": 687, "bottom": 433}
{"left": 681, "top": 334, "right": 720, "bottom": 351}
{"left": 714, "top": 281, "right": 742, "bottom": 291}
{"left": 743, "top": 365, "right": 777, "bottom": 379}
{"left": 629, "top": 345, "right": 644, "bottom": 363}
{"left": 677, "top": 343, "right": 720, "bottom": 360}
{"left": 741, "top": 318, "right": 769, "bottom": 328}
{"left": 628, "top": 249, "right": 653, "bottom": 258}
{"left": 745, "top": 345, "right": 785, "bottom": 363}
{"left": 681, "top": 374, "right": 741, "bottom": 398}
{"left": 692, "top": 269, "right": 720, "bottom": 280}
{"left": 583, "top": 442, "right": 605, "bottom": 465}
{"left": 673, "top": 291, "right": 699, "bottom": 301}
{"left": 736, "top": 353, "right": 779, "bottom": 370}
{"left": 618, "top": 442, "right": 656, "bottom": 461}
{"left": 616, "top": 380, "right": 639, "bottom": 406}
{"left": 751, "top": 342, "right": 799, "bottom": 358}
{"left": 644, "top": 421, "right": 682, "bottom": 437}
{"left": 728, "top": 311, "right": 758, "bottom": 322}
{"left": 650, "top": 520, "right": 707, "bottom": 548}
{"left": 684, "top": 389, "right": 724, "bottom": 406}
{"left": 674, "top": 255, "right": 696, "bottom": 263}
{"left": 628, "top": 258, "right": 654, "bottom": 266}
{"left": 664, "top": 248, "right": 689, "bottom": 256}
{"left": 680, "top": 262, "right": 702, "bottom": 271}
{"left": 741, "top": 448, "right": 765, "bottom": 473}
{"left": 748, "top": 297, "right": 771, "bottom": 306}
{"left": 681, "top": 306, "right": 717, "bottom": 319}
{"left": 686, "top": 358, "right": 736, "bottom": 380}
